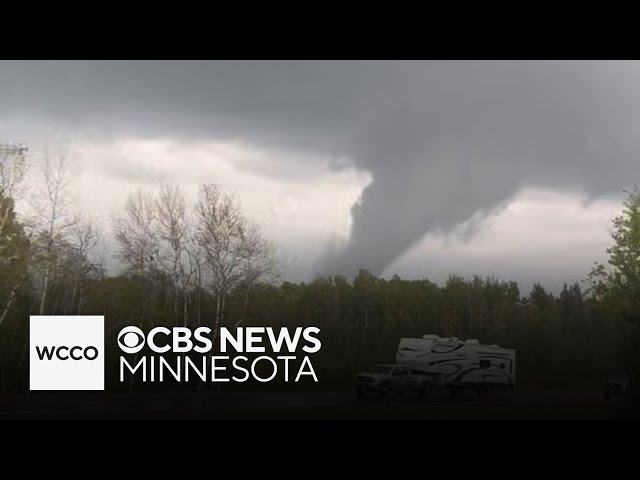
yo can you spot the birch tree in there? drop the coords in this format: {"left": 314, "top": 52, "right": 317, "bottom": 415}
{"left": 233, "top": 222, "right": 279, "bottom": 330}
{"left": 195, "top": 184, "right": 276, "bottom": 347}
{"left": 155, "top": 184, "right": 190, "bottom": 324}
{"left": 113, "top": 188, "right": 158, "bottom": 277}
{"left": 68, "top": 218, "right": 102, "bottom": 314}
{"left": 32, "top": 146, "right": 78, "bottom": 315}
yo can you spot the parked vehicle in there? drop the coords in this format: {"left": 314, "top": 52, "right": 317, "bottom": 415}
{"left": 396, "top": 334, "right": 516, "bottom": 398}
{"left": 603, "top": 371, "right": 634, "bottom": 400}
{"left": 355, "top": 364, "right": 432, "bottom": 399}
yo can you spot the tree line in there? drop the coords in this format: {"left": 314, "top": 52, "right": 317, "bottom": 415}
{"left": 0, "top": 145, "right": 638, "bottom": 391}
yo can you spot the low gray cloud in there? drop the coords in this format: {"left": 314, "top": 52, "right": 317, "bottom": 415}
{"left": 2, "top": 60, "right": 640, "bottom": 278}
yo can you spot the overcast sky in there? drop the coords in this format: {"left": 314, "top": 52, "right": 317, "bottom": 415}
{"left": 2, "top": 60, "right": 638, "bottom": 292}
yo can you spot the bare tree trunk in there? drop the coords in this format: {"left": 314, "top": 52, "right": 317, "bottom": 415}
{"left": 197, "top": 289, "right": 201, "bottom": 327}
{"left": 216, "top": 292, "right": 225, "bottom": 391}
{"left": 128, "top": 310, "right": 144, "bottom": 393}
{"left": 53, "top": 297, "right": 61, "bottom": 316}
{"left": 39, "top": 266, "right": 50, "bottom": 315}
{"left": 69, "top": 276, "right": 78, "bottom": 315}
{"left": 221, "top": 293, "right": 226, "bottom": 329}
{"left": 364, "top": 299, "right": 369, "bottom": 329}
{"left": 0, "top": 201, "right": 11, "bottom": 235}
{"left": 19, "top": 333, "right": 28, "bottom": 371}
{"left": 211, "top": 292, "right": 223, "bottom": 350}
{"left": 196, "top": 266, "right": 202, "bottom": 328}
{"left": 77, "top": 278, "right": 84, "bottom": 315}
{"left": 174, "top": 287, "right": 179, "bottom": 326}
{"left": 199, "top": 288, "right": 222, "bottom": 394}
{"left": 183, "top": 291, "right": 188, "bottom": 327}
{"left": 233, "top": 284, "right": 252, "bottom": 331}
{"left": 203, "top": 291, "right": 227, "bottom": 393}
{"left": 0, "top": 278, "right": 24, "bottom": 326}
{"left": 468, "top": 288, "right": 474, "bottom": 337}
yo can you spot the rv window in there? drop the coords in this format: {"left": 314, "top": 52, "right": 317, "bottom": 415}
{"left": 479, "top": 359, "right": 490, "bottom": 368}
{"left": 392, "top": 368, "right": 401, "bottom": 376}
{"left": 500, "top": 363, "right": 505, "bottom": 369}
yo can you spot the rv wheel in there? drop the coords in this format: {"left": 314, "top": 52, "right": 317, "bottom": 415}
{"left": 476, "top": 384, "right": 490, "bottom": 400}
{"left": 451, "top": 387, "right": 464, "bottom": 401}
{"left": 419, "top": 383, "right": 432, "bottom": 400}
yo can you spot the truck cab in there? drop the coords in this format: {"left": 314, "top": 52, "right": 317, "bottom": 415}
{"left": 355, "top": 364, "right": 431, "bottom": 399}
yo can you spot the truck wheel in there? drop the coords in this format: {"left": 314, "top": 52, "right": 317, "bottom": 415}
{"left": 451, "top": 387, "right": 464, "bottom": 401}
{"left": 476, "top": 383, "right": 491, "bottom": 399}
{"left": 380, "top": 382, "right": 390, "bottom": 400}
{"left": 419, "top": 383, "right": 432, "bottom": 400}
{"left": 482, "top": 384, "right": 492, "bottom": 399}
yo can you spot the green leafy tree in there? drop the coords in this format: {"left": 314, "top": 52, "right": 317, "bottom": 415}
{"left": 588, "top": 187, "right": 640, "bottom": 324}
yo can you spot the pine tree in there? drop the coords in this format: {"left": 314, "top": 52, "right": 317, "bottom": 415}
{"left": 0, "top": 192, "right": 30, "bottom": 326}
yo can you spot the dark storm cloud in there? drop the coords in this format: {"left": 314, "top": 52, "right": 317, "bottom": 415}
{"left": 2, "top": 60, "right": 640, "bottom": 277}
{"left": 0, "top": 60, "right": 368, "bottom": 153}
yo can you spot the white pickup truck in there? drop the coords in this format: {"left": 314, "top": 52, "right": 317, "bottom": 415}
{"left": 355, "top": 364, "right": 432, "bottom": 399}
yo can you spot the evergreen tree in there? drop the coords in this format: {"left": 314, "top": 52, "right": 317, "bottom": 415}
{"left": 0, "top": 192, "right": 30, "bottom": 326}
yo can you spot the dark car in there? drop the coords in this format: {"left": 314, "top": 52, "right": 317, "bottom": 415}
{"left": 603, "top": 371, "right": 634, "bottom": 400}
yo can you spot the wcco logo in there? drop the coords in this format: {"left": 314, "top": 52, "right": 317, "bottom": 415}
{"left": 35, "top": 345, "right": 100, "bottom": 361}
{"left": 30, "top": 316, "right": 104, "bottom": 391}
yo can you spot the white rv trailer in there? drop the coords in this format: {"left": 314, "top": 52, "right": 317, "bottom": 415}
{"left": 396, "top": 334, "right": 515, "bottom": 393}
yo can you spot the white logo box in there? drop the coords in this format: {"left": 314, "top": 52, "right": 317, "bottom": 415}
{"left": 30, "top": 316, "right": 105, "bottom": 391}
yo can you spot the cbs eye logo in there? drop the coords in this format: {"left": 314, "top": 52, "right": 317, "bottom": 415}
{"left": 117, "top": 326, "right": 145, "bottom": 354}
